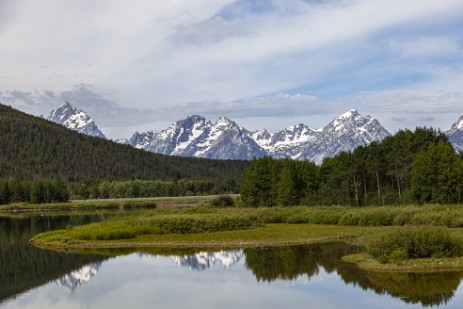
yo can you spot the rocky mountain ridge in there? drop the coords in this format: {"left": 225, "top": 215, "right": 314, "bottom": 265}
{"left": 129, "top": 109, "right": 391, "bottom": 164}
{"left": 47, "top": 101, "right": 106, "bottom": 139}
{"left": 45, "top": 102, "right": 463, "bottom": 163}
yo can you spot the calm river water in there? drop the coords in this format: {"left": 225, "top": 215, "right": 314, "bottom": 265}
{"left": 1, "top": 211, "right": 463, "bottom": 308}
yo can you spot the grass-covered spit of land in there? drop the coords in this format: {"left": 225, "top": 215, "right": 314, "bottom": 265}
{"left": 31, "top": 204, "right": 463, "bottom": 272}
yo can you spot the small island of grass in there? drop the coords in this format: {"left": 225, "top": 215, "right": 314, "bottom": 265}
{"left": 30, "top": 204, "right": 463, "bottom": 272}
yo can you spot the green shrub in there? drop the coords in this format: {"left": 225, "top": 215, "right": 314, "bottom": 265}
{"left": 367, "top": 227, "right": 463, "bottom": 263}
{"left": 210, "top": 195, "right": 234, "bottom": 207}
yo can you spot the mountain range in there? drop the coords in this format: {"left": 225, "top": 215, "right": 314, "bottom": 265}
{"left": 47, "top": 102, "right": 463, "bottom": 164}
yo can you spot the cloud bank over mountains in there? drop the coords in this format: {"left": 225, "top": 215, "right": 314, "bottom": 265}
{"left": 1, "top": 0, "right": 462, "bottom": 138}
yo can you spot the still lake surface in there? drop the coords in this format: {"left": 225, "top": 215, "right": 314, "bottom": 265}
{"left": 1, "top": 211, "right": 463, "bottom": 308}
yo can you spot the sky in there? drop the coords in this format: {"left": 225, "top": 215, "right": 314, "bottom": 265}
{"left": 1, "top": 0, "right": 463, "bottom": 139}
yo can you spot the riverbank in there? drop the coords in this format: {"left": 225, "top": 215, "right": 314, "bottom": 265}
{"left": 0, "top": 195, "right": 219, "bottom": 212}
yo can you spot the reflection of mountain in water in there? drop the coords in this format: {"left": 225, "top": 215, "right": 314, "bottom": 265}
{"left": 244, "top": 243, "right": 463, "bottom": 307}
{"left": 137, "top": 250, "right": 243, "bottom": 271}
{"left": 171, "top": 250, "right": 243, "bottom": 270}
{"left": 0, "top": 214, "right": 111, "bottom": 304}
{"left": 56, "top": 262, "right": 102, "bottom": 292}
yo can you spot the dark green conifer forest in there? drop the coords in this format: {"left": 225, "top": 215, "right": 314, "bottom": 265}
{"left": 241, "top": 128, "right": 463, "bottom": 206}
{"left": 0, "top": 104, "right": 247, "bottom": 204}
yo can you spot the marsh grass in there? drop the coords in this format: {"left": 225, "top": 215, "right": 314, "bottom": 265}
{"left": 35, "top": 209, "right": 263, "bottom": 243}
{"left": 251, "top": 205, "right": 463, "bottom": 227}
{"left": 367, "top": 227, "right": 463, "bottom": 263}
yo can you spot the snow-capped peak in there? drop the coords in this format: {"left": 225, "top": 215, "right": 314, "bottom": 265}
{"left": 338, "top": 109, "right": 359, "bottom": 119}
{"left": 454, "top": 116, "right": 463, "bottom": 130}
{"left": 47, "top": 101, "right": 106, "bottom": 139}
{"left": 187, "top": 115, "right": 208, "bottom": 125}
{"left": 215, "top": 116, "right": 236, "bottom": 128}
{"left": 328, "top": 109, "right": 371, "bottom": 133}
{"left": 446, "top": 114, "right": 463, "bottom": 153}
{"left": 298, "top": 110, "right": 390, "bottom": 164}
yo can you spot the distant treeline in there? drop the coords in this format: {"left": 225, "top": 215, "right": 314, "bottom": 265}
{"left": 241, "top": 128, "right": 463, "bottom": 207}
{"left": 0, "top": 178, "right": 239, "bottom": 205}
{"left": 70, "top": 179, "right": 239, "bottom": 200}
{"left": 0, "top": 179, "right": 69, "bottom": 204}
{"left": 0, "top": 104, "right": 248, "bottom": 182}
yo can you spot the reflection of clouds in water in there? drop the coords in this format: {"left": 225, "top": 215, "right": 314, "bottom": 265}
{"left": 6, "top": 245, "right": 463, "bottom": 308}
{"left": 56, "top": 262, "right": 102, "bottom": 292}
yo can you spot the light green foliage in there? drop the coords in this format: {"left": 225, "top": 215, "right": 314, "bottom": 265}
{"left": 367, "top": 227, "right": 463, "bottom": 263}
{"left": 412, "top": 141, "right": 462, "bottom": 204}
{"left": 241, "top": 158, "right": 319, "bottom": 207}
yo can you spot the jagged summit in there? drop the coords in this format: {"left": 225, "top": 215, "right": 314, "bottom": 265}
{"left": 446, "top": 114, "right": 463, "bottom": 152}
{"left": 298, "top": 110, "right": 391, "bottom": 164}
{"left": 338, "top": 109, "right": 359, "bottom": 119}
{"left": 449, "top": 115, "right": 463, "bottom": 131}
{"left": 128, "top": 115, "right": 266, "bottom": 160}
{"left": 47, "top": 101, "right": 106, "bottom": 139}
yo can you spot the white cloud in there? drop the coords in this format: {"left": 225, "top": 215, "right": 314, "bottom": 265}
{"left": 172, "top": 93, "right": 320, "bottom": 118}
{"left": 3, "top": 0, "right": 463, "bottom": 105}
{"left": 2, "top": 0, "right": 463, "bottom": 137}
{"left": 389, "top": 36, "right": 460, "bottom": 58}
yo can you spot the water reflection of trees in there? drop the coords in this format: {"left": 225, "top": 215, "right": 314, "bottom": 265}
{"left": 0, "top": 214, "right": 111, "bottom": 303}
{"left": 243, "top": 243, "right": 463, "bottom": 307}
{"left": 366, "top": 272, "right": 461, "bottom": 307}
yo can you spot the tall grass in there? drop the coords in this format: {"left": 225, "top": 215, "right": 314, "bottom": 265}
{"left": 251, "top": 205, "right": 463, "bottom": 227}
{"left": 38, "top": 209, "right": 263, "bottom": 242}
{"left": 367, "top": 227, "right": 463, "bottom": 263}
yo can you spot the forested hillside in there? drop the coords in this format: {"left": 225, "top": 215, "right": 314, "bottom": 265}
{"left": 0, "top": 104, "right": 248, "bottom": 182}
{"left": 241, "top": 128, "right": 463, "bottom": 206}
